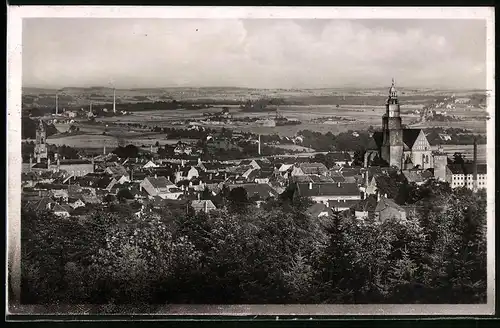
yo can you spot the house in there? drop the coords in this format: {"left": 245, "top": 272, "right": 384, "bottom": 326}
{"left": 191, "top": 200, "right": 217, "bottom": 213}
{"left": 69, "top": 198, "right": 86, "bottom": 209}
{"left": 143, "top": 160, "right": 159, "bottom": 169}
{"left": 352, "top": 195, "right": 379, "bottom": 220}
{"left": 306, "top": 203, "right": 333, "bottom": 218}
{"left": 115, "top": 174, "right": 131, "bottom": 184}
{"left": 174, "top": 142, "right": 193, "bottom": 155}
{"left": 52, "top": 203, "right": 72, "bottom": 218}
{"left": 295, "top": 182, "right": 361, "bottom": 205}
{"left": 374, "top": 196, "right": 407, "bottom": 223}
{"left": 28, "top": 196, "right": 54, "bottom": 212}
{"left": 228, "top": 183, "right": 279, "bottom": 201}
{"left": 96, "top": 176, "right": 118, "bottom": 191}
{"left": 139, "top": 176, "right": 183, "bottom": 199}
{"left": 239, "top": 159, "right": 260, "bottom": 169}
{"left": 328, "top": 199, "right": 360, "bottom": 212}
{"left": 104, "top": 164, "right": 129, "bottom": 177}
{"left": 402, "top": 169, "right": 430, "bottom": 186}
{"left": 327, "top": 152, "right": 353, "bottom": 167}
{"left": 277, "top": 163, "right": 294, "bottom": 178}
{"left": 439, "top": 133, "right": 452, "bottom": 141}
{"left": 175, "top": 166, "right": 200, "bottom": 183}
{"left": 291, "top": 163, "right": 329, "bottom": 176}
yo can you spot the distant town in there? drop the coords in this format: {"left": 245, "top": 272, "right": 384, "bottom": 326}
{"left": 20, "top": 80, "right": 489, "bottom": 305}
{"left": 22, "top": 81, "right": 488, "bottom": 217}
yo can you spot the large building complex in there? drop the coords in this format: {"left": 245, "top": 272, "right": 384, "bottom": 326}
{"left": 372, "top": 80, "right": 432, "bottom": 170}
{"left": 368, "top": 80, "right": 486, "bottom": 191}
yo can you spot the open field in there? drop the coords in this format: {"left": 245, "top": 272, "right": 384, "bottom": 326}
{"left": 95, "top": 104, "right": 487, "bottom": 136}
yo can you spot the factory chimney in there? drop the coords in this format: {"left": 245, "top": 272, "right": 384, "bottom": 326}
{"left": 55, "top": 93, "right": 59, "bottom": 115}
{"left": 258, "top": 134, "right": 261, "bottom": 155}
{"left": 113, "top": 89, "right": 116, "bottom": 114}
{"left": 473, "top": 138, "right": 478, "bottom": 192}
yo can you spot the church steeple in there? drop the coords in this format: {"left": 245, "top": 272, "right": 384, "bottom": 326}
{"left": 387, "top": 78, "right": 398, "bottom": 105}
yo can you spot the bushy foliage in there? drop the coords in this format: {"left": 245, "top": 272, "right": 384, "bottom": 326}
{"left": 21, "top": 186, "right": 487, "bottom": 305}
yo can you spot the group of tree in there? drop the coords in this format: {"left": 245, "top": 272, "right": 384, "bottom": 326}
{"left": 21, "top": 118, "right": 58, "bottom": 140}
{"left": 20, "top": 178, "right": 486, "bottom": 305}
{"left": 298, "top": 129, "right": 376, "bottom": 153}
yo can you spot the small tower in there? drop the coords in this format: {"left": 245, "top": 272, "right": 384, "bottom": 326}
{"left": 34, "top": 119, "right": 48, "bottom": 163}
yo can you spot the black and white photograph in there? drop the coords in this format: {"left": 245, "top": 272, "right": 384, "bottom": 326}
{"left": 6, "top": 6, "right": 495, "bottom": 317}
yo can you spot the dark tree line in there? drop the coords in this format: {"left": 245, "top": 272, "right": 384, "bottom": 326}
{"left": 21, "top": 181, "right": 486, "bottom": 305}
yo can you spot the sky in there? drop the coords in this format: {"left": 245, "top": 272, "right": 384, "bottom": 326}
{"left": 22, "top": 18, "right": 487, "bottom": 90}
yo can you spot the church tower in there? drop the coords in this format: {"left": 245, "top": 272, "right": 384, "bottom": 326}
{"left": 381, "top": 79, "right": 404, "bottom": 169}
{"left": 34, "top": 119, "right": 48, "bottom": 163}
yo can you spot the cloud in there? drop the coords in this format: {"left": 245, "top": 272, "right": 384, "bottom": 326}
{"left": 22, "top": 18, "right": 487, "bottom": 89}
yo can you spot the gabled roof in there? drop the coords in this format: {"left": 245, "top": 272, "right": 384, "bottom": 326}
{"left": 96, "top": 176, "right": 115, "bottom": 189}
{"left": 328, "top": 199, "right": 361, "bottom": 210}
{"left": 31, "top": 197, "right": 53, "bottom": 211}
{"left": 191, "top": 200, "right": 217, "bottom": 210}
{"left": 32, "top": 162, "right": 49, "bottom": 169}
{"left": 229, "top": 183, "right": 279, "bottom": 199}
{"left": 58, "top": 159, "right": 92, "bottom": 165}
{"left": 306, "top": 203, "right": 333, "bottom": 217}
{"left": 298, "top": 162, "right": 328, "bottom": 175}
{"left": 352, "top": 195, "right": 378, "bottom": 212}
{"left": 340, "top": 167, "right": 363, "bottom": 177}
{"left": 402, "top": 129, "right": 423, "bottom": 149}
{"left": 375, "top": 196, "right": 405, "bottom": 213}
{"left": 52, "top": 203, "right": 72, "bottom": 213}
{"left": 106, "top": 164, "right": 128, "bottom": 177}
{"left": 145, "top": 176, "right": 174, "bottom": 188}
{"left": 296, "top": 182, "right": 360, "bottom": 197}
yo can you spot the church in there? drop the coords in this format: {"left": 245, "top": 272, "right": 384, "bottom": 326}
{"left": 370, "top": 80, "right": 433, "bottom": 170}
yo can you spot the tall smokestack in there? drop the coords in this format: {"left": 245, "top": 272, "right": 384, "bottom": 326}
{"left": 113, "top": 89, "right": 116, "bottom": 114}
{"left": 258, "top": 134, "right": 261, "bottom": 155}
{"left": 55, "top": 93, "right": 59, "bottom": 115}
{"left": 473, "top": 138, "right": 478, "bottom": 192}
{"left": 89, "top": 102, "right": 93, "bottom": 114}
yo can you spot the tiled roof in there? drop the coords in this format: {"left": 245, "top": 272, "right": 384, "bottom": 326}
{"left": 229, "top": 183, "right": 279, "bottom": 199}
{"left": 298, "top": 162, "right": 328, "bottom": 175}
{"left": 306, "top": 203, "right": 333, "bottom": 217}
{"left": 448, "top": 163, "right": 487, "bottom": 175}
{"left": 352, "top": 195, "right": 378, "bottom": 212}
{"left": 375, "top": 196, "right": 405, "bottom": 213}
{"left": 145, "top": 176, "right": 174, "bottom": 188}
{"left": 191, "top": 200, "right": 217, "bottom": 211}
{"left": 297, "top": 182, "right": 360, "bottom": 197}
{"left": 58, "top": 159, "right": 92, "bottom": 165}
{"left": 328, "top": 199, "right": 360, "bottom": 210}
